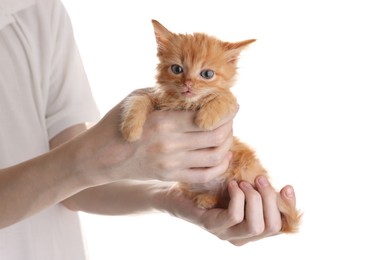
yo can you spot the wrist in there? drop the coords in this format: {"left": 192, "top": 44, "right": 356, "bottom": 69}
{"left": 64, "top": 125, "right": 130, "bottom": 187}
{"left": 150, "top": 182, "right": 174, "bottom": 214}
{"left": 57, "top": 132, "right": 110, "bottom": 189}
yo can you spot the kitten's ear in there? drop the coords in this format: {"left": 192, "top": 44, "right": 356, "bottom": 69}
{"left": 151, "top": 19, "right": 173, "bottom": 49}
{"left": 224, "top": 39, "right": 256, "bottom": 64}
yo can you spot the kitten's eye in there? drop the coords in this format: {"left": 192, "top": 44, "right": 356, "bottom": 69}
{"left": 200, "top": 69, "right": 214, "bottom": 79}
{"left": 171, "top": 64, "right": 183, "bottom": 74}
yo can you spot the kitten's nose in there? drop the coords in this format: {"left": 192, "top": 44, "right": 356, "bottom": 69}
{"left": 184, "top": 79, "right": 193, "bottom": 88}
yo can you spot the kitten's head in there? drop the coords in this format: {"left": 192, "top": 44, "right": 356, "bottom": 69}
{"left": 151, "top": 19, "right": 255, "bottom": 102}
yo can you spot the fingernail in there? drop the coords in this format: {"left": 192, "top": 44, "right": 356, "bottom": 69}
{"left": 257, "top": 176, "right": 269, "bottom": 187}
{"left": 285, "top": 186, "right": 295, "bottom": 198}
{"left": 240, "top": 181, "right": 252, "bottom": 190}
{"left": 229, "top": 180, "right": 238, "bottom": 188}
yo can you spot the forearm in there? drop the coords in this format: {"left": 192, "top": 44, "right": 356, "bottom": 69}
{"left": 62, "top": 180, "right": 172, "bottom": 215}
{"left": 0, "top": 123, "right": 116, "bottom": 229}
{"left": 0, "top": 145, "right": 91, "bottom": 229}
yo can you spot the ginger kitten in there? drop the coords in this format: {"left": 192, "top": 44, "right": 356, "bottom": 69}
{"left": 121, "top": 19, "right": 301, "bottom": 233}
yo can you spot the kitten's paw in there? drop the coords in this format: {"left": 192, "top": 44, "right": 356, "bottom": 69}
{"left": 121, "top": 121, "right": 143, "bottom": 142}
{"left": 195, "top": 194, "right": 219, "bottom": 209}
{"left": 120, "top": 94, "right": 152, "bottom": 142}
{"left": 195, "top": 110, "right": 222, "bottom": 130}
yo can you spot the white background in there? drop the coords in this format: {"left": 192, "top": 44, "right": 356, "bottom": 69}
{"left": 62, "top": 1, "right": 390, "bottom": 259}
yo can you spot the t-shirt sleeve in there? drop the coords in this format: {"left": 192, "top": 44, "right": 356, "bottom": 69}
{"left": 45, "top": 0, "right": 100, "bottom": 140}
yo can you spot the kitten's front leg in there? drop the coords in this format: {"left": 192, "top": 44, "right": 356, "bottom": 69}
{"left": 195, "top": 94, "right": 237, "bottom": 130}
{"left": 121, "top": 95, "right": 153, "bottom": 142}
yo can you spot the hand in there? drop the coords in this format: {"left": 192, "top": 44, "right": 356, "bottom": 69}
{"left": 78, "top": 96, "right": 237, "bottom": 184}
{"left": 162, "top": 176, "right": 297, "bottom": 246}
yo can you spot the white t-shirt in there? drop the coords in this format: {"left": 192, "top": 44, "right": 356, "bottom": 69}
{"left": 0, "top": 0, "right": 100, "bottom": 259}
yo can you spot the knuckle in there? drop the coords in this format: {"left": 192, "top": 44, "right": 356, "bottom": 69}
{"left": 215, "top": 133, "right": 226, "bottom": 147}
{"left": 202, "top": 221, "right": 215, "bottom": 232}
{"left": 149, "top": 121, "right": 170, "bottom": 133}
{"left": 245, "top": 189, "right": 262, "bottom": 204}
{"left": 248, "top": 222, "right": 265, "bottom": 236}
{"left": 209, "top": 129, "right": 227, "bottom": 147}
{"left": 207, "top": 152, "right": 225, "bottom": 166}
{"left": 156, "top": 142, "right": 173, "bottom": 154}
{"left": 227, "top": 210, "right": 244, "bottom": 225}
{"left": 261, "top": 188, "right": 278, "bottom": 203}
{"left": 147, "top": 141, "right": 173, "bottom": 154}
{"left": 147, "top": 114, "right": 172, "bottom": 133}
{"left": 155, "top": 160, "right": 177, "bottom": 172}
{"left": 266, "top": 221, "right": 282, "bottom": 235}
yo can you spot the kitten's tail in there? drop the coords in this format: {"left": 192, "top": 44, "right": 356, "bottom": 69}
{"left": 277, "top": 194, "right": 303, "bottom": 233}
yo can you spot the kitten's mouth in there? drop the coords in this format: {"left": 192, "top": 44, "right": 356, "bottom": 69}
{"left": 182, "top": 90, "right": 196, "bottom": 97}
{"left": 181, "top": 86, "right": 196, "bottom": 98}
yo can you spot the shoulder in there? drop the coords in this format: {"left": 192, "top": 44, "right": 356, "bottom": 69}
{"left": 7, "top": 0, "right": 66, "bottom": 25}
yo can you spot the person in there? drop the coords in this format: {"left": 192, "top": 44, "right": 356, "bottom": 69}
{"left": 0, "top": 0, "right": 298, "bottom": 259}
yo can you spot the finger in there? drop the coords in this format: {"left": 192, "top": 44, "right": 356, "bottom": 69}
{"left": 255, "top": 176, "right": 282, "bottom": 235}
{"left": 178, "top": 121, "right": 233, "bottom": 151}
{"left": 139, "top": 131, "right": 232, "bottom": 183}
{"left": 140, "top": 120, "right": 232, "bottom": 156}
{"left": 220, "top": 182, "right": 264, "bottom": 241}
{"left": 179, "top": 152, "right": 232, "bottom": 183}
{"left": 227, "top": 178, "right": 283, "bottom": 246}
{"left": 280, "top": 185, "right": 296, "bottom": 208}
{"left": 200, "top": 181, "right": 245, "bottom": 232}
{"left": 226, "top": 180, "right": 246, "bottom": 225}
{"left": 181, "top": 132, "right": 233, "bottom": 183}
{"left": 183, "top": 134, "right": 233, "bottom": 168}
{"left": 143, "top": 115, "right": 233, "bottom": 153}
{"left": 242, "top": 181, "right": 264, "bottom": 234}
{"left": 228, "top": 185, "right": 297, "bottom": 246}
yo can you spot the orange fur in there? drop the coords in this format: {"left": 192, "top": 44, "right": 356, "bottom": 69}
{"left": 121, "top": 19, "right": 301, "bottom": 233}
